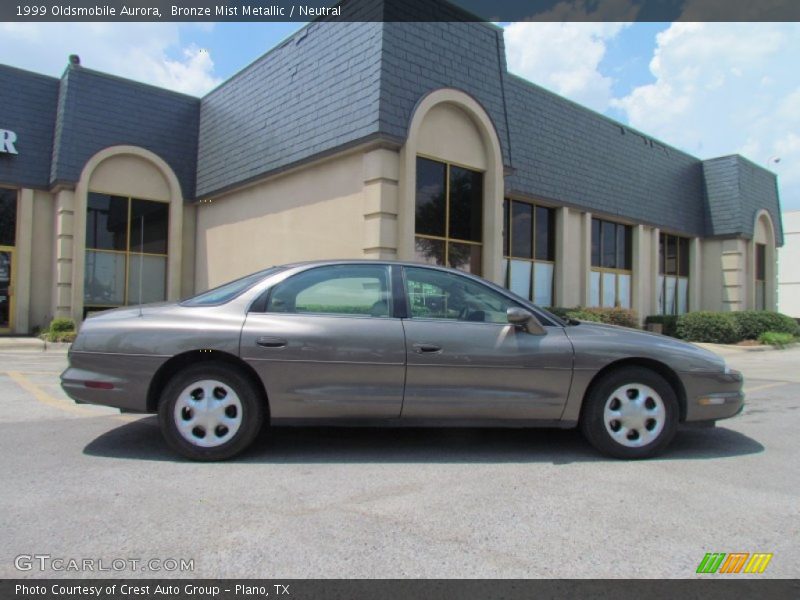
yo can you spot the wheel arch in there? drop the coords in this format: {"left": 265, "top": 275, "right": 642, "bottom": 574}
{"left": 580, "top": 357, "right": 688, "bottom": 423}
{"left": 146, "top": 350, "right": 269, "bottom": 416}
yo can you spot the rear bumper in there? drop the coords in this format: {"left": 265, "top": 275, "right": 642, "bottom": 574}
{"left": 61, "top": 351, "right": 166, "bottom": 413}
{"left": 682, "top": 369, "right": 745, "bottom": 422}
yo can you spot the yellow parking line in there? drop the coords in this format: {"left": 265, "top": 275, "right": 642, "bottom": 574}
{"left": 5, "top": 370, "right": 134, "bottom": 421}
{"left": 744, "top": 381, "right": 790, "bottom": 394}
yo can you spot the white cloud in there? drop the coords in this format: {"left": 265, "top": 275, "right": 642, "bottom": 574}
{"left": 504, "top": 22, "right": 630, "bottom": 113}
{"left": 612, "top": 22, "right": 800, "bottom": 210}
{"left": 0, "top": 22, "right": 221, "bottom": 96}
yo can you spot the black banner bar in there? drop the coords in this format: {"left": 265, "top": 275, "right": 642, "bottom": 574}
{"left": 3, "top": 580, "right": 800, "bottom": 600}
{"left": 3, "top": 0, "right": 800, "bottom": 23}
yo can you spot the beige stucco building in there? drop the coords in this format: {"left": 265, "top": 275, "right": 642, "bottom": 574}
{"left": 0, "top": 11, "right": 784, "bottom": 335}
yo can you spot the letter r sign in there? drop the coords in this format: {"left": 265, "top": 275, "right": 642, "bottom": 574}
{"left": 1, "top": 129, "right": 18, "bottom": 154}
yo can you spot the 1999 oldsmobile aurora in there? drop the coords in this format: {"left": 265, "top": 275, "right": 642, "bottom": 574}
{"left": 61, "top": 260, "right": 744, "bottom": 460}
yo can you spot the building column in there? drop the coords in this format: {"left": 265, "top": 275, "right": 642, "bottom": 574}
{"left": 52, "top": 189, "right": 75, "bottom": 319}
{"left": 649, "top": 227, "right": 660, "bottom": 316}
{"left": 554, "top": 207, "right": 570, "bottom": 306}
{"left": 13, "top": 188, "right": 34, "bottom": 333}
{"left": 632, "top": 224, "right": 648, "bottom": 321}
{"left": 580, "top": 212, "right": 592, "bottom": 306}
{"left": 362, "top": 148, "right": 400, "bottom": 260}
{"left": 689, "top": 237, "right": 701, "bottom": 311}
{"left": 721, "top": 238, "right": 746, "bottom": 312}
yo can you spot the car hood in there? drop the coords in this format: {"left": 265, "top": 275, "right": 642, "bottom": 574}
{"left": 564, "top": 320, "right": 727, "bottom": 373}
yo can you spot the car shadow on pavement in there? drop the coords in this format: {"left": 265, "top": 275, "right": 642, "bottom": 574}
{"left": 83, "top": 416, "right": 764, "bottom": 464}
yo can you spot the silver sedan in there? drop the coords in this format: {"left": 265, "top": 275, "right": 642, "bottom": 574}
{"left": 61, "top": 260, "right": 744, "bottom": 460}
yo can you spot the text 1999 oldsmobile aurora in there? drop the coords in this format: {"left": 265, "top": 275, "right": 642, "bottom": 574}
{"left": 61, "top": 260, "right": 744, "bottom": 460}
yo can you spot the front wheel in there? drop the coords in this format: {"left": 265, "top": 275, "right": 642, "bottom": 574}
{"left": 580, "top": 366, "right": 678, "bottom": 459}
{"left": 158, "top": 363, "right": 265, "bottom": 461}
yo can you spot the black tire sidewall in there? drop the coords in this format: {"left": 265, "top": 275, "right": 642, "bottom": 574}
{"left": 158, "top": 363, "right": 265, "bottom": 461}
{"left": 581, "top": 366, "right": 679, "bottom": 459}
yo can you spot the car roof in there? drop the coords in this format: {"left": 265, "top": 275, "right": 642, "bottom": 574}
{"left": 279, "top": 259, "right": 463, "bottom": 270}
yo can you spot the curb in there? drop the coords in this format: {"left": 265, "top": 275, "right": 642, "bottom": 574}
{"left": 693, "top": 342, "right": 791, "bottom": 353}
{"left": 0, "top": 338, "right": 71, "bottom": 352}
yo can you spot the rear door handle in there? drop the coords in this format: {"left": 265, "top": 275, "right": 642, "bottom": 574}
{"left": 413, "top": 343, "right": 442, "bottom": 354}
{"left": 256, "top": 336, "right": 288, "bottom": 348}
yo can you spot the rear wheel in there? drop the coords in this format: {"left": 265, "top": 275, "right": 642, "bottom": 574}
{"left": 158, "top": 363, "right": 265, "bottom": 461}
{"left": 580, "top": 366, "right": 678, "bottom": 459}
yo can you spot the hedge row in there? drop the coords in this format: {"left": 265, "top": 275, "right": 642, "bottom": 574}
{"left": 547, "top": 306, "right": 799, "bottom": 344}
{"left": 674, "top": 310, "right": 799, "bottom": 344}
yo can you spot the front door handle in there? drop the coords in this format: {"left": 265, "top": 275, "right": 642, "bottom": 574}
{"left": 256, "top": 336, "right": 288, "bottom": 348}
{"left": 413, "top": 343, "right": 442, "bottom": 354}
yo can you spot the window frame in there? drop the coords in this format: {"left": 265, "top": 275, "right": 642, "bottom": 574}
{"left": 414, "top": 155, "right": 484, "bottom": 275}
{"left": 755, "top": 242, "right": 767, "bottom": 311}
{"left": 83, "top": 192, "right": 170, "bottom": 314}
{"left": 590, "top": 217, "right": 633, "bottom": 309}
{"left": 658, "top": 232, "right": 690, "bottom": 315}
{"left": 502, "top": 198, "right": 556, "bottom": 306}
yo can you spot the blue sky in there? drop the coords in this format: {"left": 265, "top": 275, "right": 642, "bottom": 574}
{"left": 0, "top": 21, "right": 797, "bottom": 210}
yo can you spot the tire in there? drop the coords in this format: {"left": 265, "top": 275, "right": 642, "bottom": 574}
{"left": 158, "top": 362, "right": 265, "bottom": 461}
{"left": 580, "top": 366, "right": 679, "bottom": 459}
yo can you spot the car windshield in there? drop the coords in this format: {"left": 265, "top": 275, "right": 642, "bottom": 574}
{"left": 181, "top": 267, "right": 282, "bottom": 306}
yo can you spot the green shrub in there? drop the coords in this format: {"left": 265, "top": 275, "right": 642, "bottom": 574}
{"left": 583, "top": 307, "right": 639, "bottom": 328}
{"left": 48, "top": 317, "right": 76, "bottom": 333}
{"left": 53, "top": 331, "right": 77, "bottom": 343}
{"left": 564, "top": 308, "right": 603, "bottom": 323}
{"left": 758, "top": 331, "right": 796, "bottom": 348}
{"left": 676, "top": 312, "right": 741, "bottom": 344}
{"left": 644, "top": 315, "right": 679, "bottom": 337}
{"left": 731, "top": 311, "right": 800, "bottom": 339}
{"left": 547, "top": 306, "right": 638, "bottom": 328}
{"left": 42, "top": 317, "right": 77, "bottom": 342}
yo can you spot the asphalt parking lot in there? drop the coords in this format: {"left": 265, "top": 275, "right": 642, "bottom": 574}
{"left": 1, "top": 343, "right": 798, "bottom": 579}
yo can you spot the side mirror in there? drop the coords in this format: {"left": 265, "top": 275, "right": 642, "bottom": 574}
{"left": 507, "top": 307, "right": 547, "bottom": 335}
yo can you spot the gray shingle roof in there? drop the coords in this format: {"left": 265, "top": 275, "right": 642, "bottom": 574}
{"left": 0, "top": 0, "right": 785, "bottom": 245}
{"left": 704, "top": 155, "right": 783, "bottom": 245}
{"left": 504, "top": 74, "right": 708, "bottom": 237}
{"left": 50, "top": 66, "right": 200, "bottom": 199}
{"left": 0, "top": 65, "right": 59, "bottom": 189}
{"left": 196, "top": 21, "right": 384, "bottom": 197}
{"left": 378, "top": 21, "right": 512, "bottom": 168}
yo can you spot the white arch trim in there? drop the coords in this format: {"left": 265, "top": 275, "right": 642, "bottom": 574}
{"left": 752, "top": 209, "right": 777, "bottom": 310}
{"left": 399, "top": 88, "right": 505, "bottom": 282}
{"left": 72, "top": 145, "right": 184, "bottom": 320}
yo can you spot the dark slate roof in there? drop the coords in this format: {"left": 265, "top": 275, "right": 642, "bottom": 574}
{"left": 378, "top": 20, "right": 512, "bottom": 168}
{"left": 0, "top": 0, "right": 786, "bottom": 245}
{"left": 196, "top": 21, "right": 384, "bottom": 198}
{"left": 0, "top": 65, "right": 59, "bottom": 189}
{"left": 50, "top": 66, "right": 200, "bottom": 199}
{"left": 504, "top": 74, "right": 708, "bottom": 237}
{"left": 703, "top": 155, "right": 784, "bottom": 245}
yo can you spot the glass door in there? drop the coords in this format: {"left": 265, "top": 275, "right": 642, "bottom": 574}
{"left": 0, "top": 247, "right": 13, "bottom": 333}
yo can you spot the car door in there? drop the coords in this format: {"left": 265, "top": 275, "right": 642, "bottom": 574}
{"left": 401, "top": 266, "right": 574, "bottom": 421}
{"left": 240, "top": 264, "right": 406, "bottom": 420}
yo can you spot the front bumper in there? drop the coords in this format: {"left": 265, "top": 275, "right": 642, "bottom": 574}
{"left": 682, "top": 368, "right": 745, "bottom": 422}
